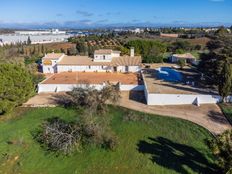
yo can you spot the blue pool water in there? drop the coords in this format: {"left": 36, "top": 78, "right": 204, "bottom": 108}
{"left": 156, "top": 67, "right": 183, "bottom": 82}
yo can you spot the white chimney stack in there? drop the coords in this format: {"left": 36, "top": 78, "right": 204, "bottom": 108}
{"left": 130, "top": 47, "right": 134, "bottom": 57}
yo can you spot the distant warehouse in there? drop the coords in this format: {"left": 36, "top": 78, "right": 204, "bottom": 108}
{"left": 15, "top": 29, "right": 66, "bottom": 35}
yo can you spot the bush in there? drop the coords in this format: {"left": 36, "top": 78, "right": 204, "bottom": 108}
{"left": 102, "top": 132, "right": 118, "bottom": 151}
{"left": 67, "top": 84, "right": 120, "bottom": 114}
{"left": 36, "top": 118, "right": 81, "bottom": 154}
{"left": 123, "top": 111, "right": 152, "bottom": 124}
{"left": 35, "top": 116, "right": 119, "bottom": 154}
{"left": 0, "top": 64, "right": 34, "bottom": 114}
{"left": 207, "top": 130, "right": 232, "bottom": 173}
{"left": 143, "top": 55, "right": 163, "bottom": 63}
{"left": 178, "top": 59, "right": 186, "bottom": 69}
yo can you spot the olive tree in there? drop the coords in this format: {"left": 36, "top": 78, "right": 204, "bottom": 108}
{"left": 67, "top": 84, "right": 120, "bottom": 113}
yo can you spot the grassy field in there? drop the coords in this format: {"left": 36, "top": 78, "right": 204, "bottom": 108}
{"left": 219, "top": 103, "right": 232, "bottom": 125}
{"left": 0, "top": 106, "right": 217, "bottom": 174}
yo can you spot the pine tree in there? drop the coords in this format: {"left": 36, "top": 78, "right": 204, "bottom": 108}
{"left": 0, "top": 64, "right": 34, "bottom": 114}
{"left": 218, "top": 59, "right": 232, "bottom": 102}
{"left": 27, "top": 36, "right": 32, "bottom": 45}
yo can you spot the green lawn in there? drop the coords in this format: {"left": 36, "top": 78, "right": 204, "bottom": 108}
{"left": 0, "top": 106, "right": 217, "bottom": 174}
{"left": 219, "top": 103, "right": 232, "bottom": 125}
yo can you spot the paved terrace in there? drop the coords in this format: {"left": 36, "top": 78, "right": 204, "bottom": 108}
{"left": 41, "top": 72, "right": 143, "bottom": 85}
{"left": 142, "top": 66, "right": 217, "bottom": 95}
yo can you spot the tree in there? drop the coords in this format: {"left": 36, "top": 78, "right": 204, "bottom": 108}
{"left": 215, "top": 26, "right": 229, "bottom": 36}
{"left": 178, "top": 59, "right": 186, "bottom": 69}
{"left": 208, "top": 130, "right": 232, "bottom": 174}
{"left": 67, "top": 47, "right": 77, "bottom": 55}
{"left": 0, "top": 64, "right": 34, "bottom": 114}
{"left": 218, "top": 60, "right": 232, "bottom": 102}
{"left": 41, "top": 44, "right": 45, "bottom": 54}
{"left": 27, "top": 36, "right": 31, "bottom": 45}
{"left": 76, "top": 41, "right": 87, "bottom": 55}
{"left": 66, "top": 84, "right": 120, "bottom": 114}
{"left": 199, "top": 36, "right": 232, "bottom": 86}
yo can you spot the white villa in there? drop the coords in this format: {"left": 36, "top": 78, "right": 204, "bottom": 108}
{"left": 39, "top": 48, "right": 230, "bottom": 106}
{"left": 42, "top": 48, "right": 141, "bottom": 74}
{"left": 171, "top": 53, "right": 196, "bottom": 64}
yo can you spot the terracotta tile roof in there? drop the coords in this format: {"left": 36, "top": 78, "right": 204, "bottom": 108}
{"left": 43, "top": 53, "right": 64, "bottom": 60}
{"left": 41, "top": 72, "right": 141, "bottom": 85}
{"left": 94, "top": 49, "right": 113, "bottom": 55}
{"left": 173, "top": 53, "right": 196, "bottom": 59}
{"left": 57, "top": 56, "right": 111, "bottom": 66}
{"left": 57, "top": 55, "right": 142, "bottom": 66}
{"left": 111, "top": 56, "right": 142, "bottom": 66}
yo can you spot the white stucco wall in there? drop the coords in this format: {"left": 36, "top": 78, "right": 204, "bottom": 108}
{"left": 38, "top": 83, "right": 144, "bottom": 93}
{"left": 146, "top": 93, "right": 221, "bottom": 105}
{"left": 120, "top": 85, "right": 144, "bottom": 91}
{"left": 141, "top": 70, "right": 223, "bottom": 106}
{"left": 57, "top": 65, "right": 112, "bottom": 72}
{"left": 94, "top": 54, "right": 112, "bottom": 62}
{"left": 42, "top": 60, "right": 58, "bottom": 73}
{"left": 56, "top": 65, "right": 140, "bottom": 73}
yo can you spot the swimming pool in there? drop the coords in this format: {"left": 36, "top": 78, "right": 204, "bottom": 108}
{"left": 156, "top": 67, "right": 183, "bottom": 82}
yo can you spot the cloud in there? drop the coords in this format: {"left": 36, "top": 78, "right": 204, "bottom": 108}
{"left": 76, "top": 10, "right": 93, "bottom": 17}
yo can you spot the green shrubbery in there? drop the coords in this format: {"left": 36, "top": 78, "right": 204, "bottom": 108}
{"left": 0, "top": 64, "right": 34, "bottom": 114}
{"left": 126, "top": 40, "right": 167, "bottom": 63}
{"left": 207, "top": 130, "right": 232, "bottom": 174}
{"left": 35, "top": 85, "right": 120, "bottom": 154}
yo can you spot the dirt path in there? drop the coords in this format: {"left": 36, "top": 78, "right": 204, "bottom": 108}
{"left": 24, "top": 92, "right": 231, "bottom": 134}
{"left": 119, "top": 92, "right": 231, "bottom": 134}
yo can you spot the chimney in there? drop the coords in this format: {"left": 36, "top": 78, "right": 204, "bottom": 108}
{"left": 130, "top": 47, "right": 134, "bottom": 57}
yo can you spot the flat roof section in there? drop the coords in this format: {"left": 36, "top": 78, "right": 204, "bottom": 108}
{"left": 142, "top": 68, "right": 216, "bottom": 95}
{"left": 41, "top": 72, "right": 142, "bottom": 85}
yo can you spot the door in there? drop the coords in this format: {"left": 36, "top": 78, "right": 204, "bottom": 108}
{"left": 113, "top": 66, "right": 117, "bottom": 72}
{"left": 125, "top": 66, "right": 129, "bottom": 72}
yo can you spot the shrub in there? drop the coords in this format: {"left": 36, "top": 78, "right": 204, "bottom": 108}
{"left": 67, "top": 84, "right": 120, "bottom": 114}
{"left": 36, "top": 114, "right": 119, "bottom": 154}
{"left": 36, "top": 118, "right": 81, "bottom": 154}
{"left": 123, "top": 111, "right": 152, "bottom": 124}
{"left": 178, "top": 59, "right": 186, "bottom": 69}
{"left": 102, "top": 132, "right": 118, "bottom": 151}
{"left": 207, "top": 130, "right": 232, "bottom": 173}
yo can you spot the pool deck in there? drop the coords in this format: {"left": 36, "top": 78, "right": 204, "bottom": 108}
{"left": 142, "top": 66, "right": 217, "bottom": 95}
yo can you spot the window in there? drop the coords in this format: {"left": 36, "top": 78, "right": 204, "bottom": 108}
{"left": 103, "top": 55, "right": 106, "bottom": 60}
{"left": 89, "top": 65, "right": 91, "bottom": 69}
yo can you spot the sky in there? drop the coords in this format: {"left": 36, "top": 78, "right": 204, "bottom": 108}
{"left": 0, "top": 0, "right": 231, "bottom": 28}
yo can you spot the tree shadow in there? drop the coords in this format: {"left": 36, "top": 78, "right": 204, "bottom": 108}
{"left": 207, "top": 110, "right": 230, "bottom": 125}
{"left": 50, "top": 93, "right": 73, "bottom": 108}
{"left": 137, "top": 137, "right": 218, "bottom": 174}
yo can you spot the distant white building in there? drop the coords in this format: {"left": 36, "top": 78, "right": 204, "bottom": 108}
{"left": 15, "top": 29, "right": 66, "bottom": 35}
{"left": 171, "top": 53, "right": 196, "bottom": 64}
{"left": 131, "top": 28, "right": 144, "bottom": 34}
{"left": 42, "top": 48, "right": 141, "bottom": 74}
